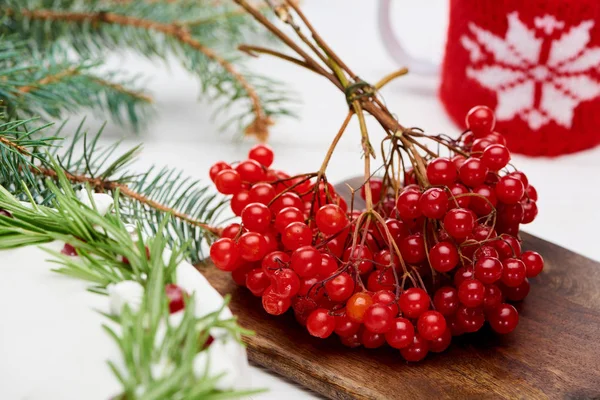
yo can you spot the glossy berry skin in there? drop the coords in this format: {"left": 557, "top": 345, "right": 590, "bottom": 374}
{"left": 488, "top": 303, "right": 519, "bottom": 334}
{"left": 230, "top": 190, "right": 251, "bottom": 216}
{"left": 443, "top": 208, "right": 476, "bottom": 239}
{"left": 340, "top": 333, "right": 361, "bottom": 348}
{"left": 261, "top": 251, "right": 290, "bottom": 275}
{"left": 346, "top": 292, "right": 373, "bottom": 322}
{"left": 429, "top": 328, "right": 452, "bottom": 353}
{"left": 465, "top": 105, "right": 496, "bottom": 137}
{"left": 433, "top": 286, "right": 459, "bottom": 316}
{"left": 235, "top": 160, "right": 265, "bottom": 183}
{"left": 453, "top": 266, "right": 475, "bottom": 287}
{"left": 325, "top": 272, "right": 355, "bottom": 302}
{"left": 496, "top": 176, "right": 525, "bottom": 204}
{"left": 448, "top": 183, "right": 470, "bottom": 209}
{"left": 334, "top": 314, "right": 361, "bottom": 337}
{"left": 503, "top": 278, "right": 530, "bottom": 301}
{"left": 400, "top": 334, "right": 430, "bottom": 362}
{"left": 209, "top": 161, "right": 231, "bottom": 182}
{"left": 469, "top": 185, "right": 497, "bottom": 216}
{"left": 399, "top": 288, "right": 430, "bottom": 318}
{"left": 360, "top": 178, "right": 384, "bottom": 202}
{"left": 238, "top": 232, "right": 268, "bottom": 262}
{"left": 459, "top": 158, "right": 488, "bottom": 187}
{"left": 385, "top": 317, "right": 414, "bottom": 349}
{"left": 262, "top": 286, "right": 291, "bottom": 315}
{"left": 458, "top": 279, "right": 485, "bottom": 307}
{"left": 249, "top": 183, "right": 276, "bottom": 205}
{"left": 214, "top": 169, "right": 242, "bottom": 195}
{"left": 319, "top": 253, "right": 339, "bottom": 278}
{"left": 426, "top": 157, "right": 457, "bottom": 186}
{"left": 246, "top": 268, "right": 270, "bottom": 296}
{"left": 417, "top": 310, "right": 447, "bottom": 341}
{"left": 165, "top": 284, "right": 186, "bottom": 313}
{"left": 282, "top": 222, "right": 312, "bottom": 251}
{"left": 367, "top": 269, "right": 395, "bottom": 292}
{"left": 271, "top": 192, "right": 304, "bottom": 215}
{"left": 419, "top": 188, "right": 448, "bottom": 219}
{"left": 270, "top": 268, "right": 300, "bottom": 298}
{"left": 274, "top": 207, "right": 304, "bottom": 233}
{"left": 521, "top": 251, "right": 544, "bottom": 277}
{"left": 315, "top": 204, "right": 348, "bottom": 235}
{"left": 399, "top": 234, "right": 426, "bottom": 264}
{"left": 501, "top": 258, "right": 527, "bottom": 287}
{"left": 221, "top": 223, "right": 242, "bottom": 239}
{"left": 456, "top": 305, "right": 485, "bottom": 333}
{"left": 429, "top": 242, "right": 459, "bottom": 272}
{"left": 474, "top": 257, "right": 503, "bottom": 284}
{"left": 494, "top": 234, "right": 522, "bottom": 259}
{"left": 482, "top": 144, "right": 510, "bottom": 171}
{"left": 307, "top": 308, "right": 335, "bottom": 338}
{"left": 290, "top": 246, "right": 322, "bottom": 278}
{"left": 61, "top": 243, "right": 78, "bottom": 257}
{"left": 248, "top": 144, "right": 274, "bottom": 167}
{"left": 363, "top": 304, "right": 394, "bottom": 333}
{"left": 525, "top": 185, "right": 538, "bottom": 201}
{"left": 360, "top": 328, "right": 386, "bottom": 349}
{"left": 521, "top": 200, "right": 538, "bottom": 224}
{"left": 483, "top": 284, "right": 504, "bottom": 311}
{"left": 241, "top": 203, "right": 271, "bottom": 233}
{"left": 210, "top": 238, "right": 240, "bottom": 271}
{"left": 396, "top": 189, "right": 422, "bottom": 221}
{"left": 343, "top": 245, "right": 374, "bottom": 275}
{"left": 508, "top": 171, "right": 529, "bottom": 188}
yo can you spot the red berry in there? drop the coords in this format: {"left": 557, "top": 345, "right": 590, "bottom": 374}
{"left": 346, "top": 292, "right": 374, "bottom": 322}
{"left": 334, "top": 314, "right": 361, "bottom": 337}
{"left": 465, "top": 105, "right": 496, "bottom": 137}
{"left": 210, "top": 238, "right": 240, "bottom": 271}
{"left": 456, "top": 305, "right": 485, "bottom": 333}
{"left": 459, "top": 158, "right": 488, "bottom": 187}
{"left": 230, "top": 190, "right": 251, "bottom": 216}
{"left": 61, "top": 243, "right": 78, "bottom": 257}
{"left": 448, "top": 183, "right": 470, "bottom": 209}
{"left": 508, "top": 171, "right": 529, "bottom": 188}
{"left": 419, "top": 188, "right": 448, "bottom": 219}
{"left": 290, "top": 246, "right": 322, "bottom": 278}
{"left": 165, "top": 284, "right": 186, "bottom": 313}
{"left": 246, "top": 268, "right": 270, "bottom": 296}
{"left": 222, "top": 223, "right": 242, "bottom": 239}
{"left": 501, "top": 258, "right": 526, "bottom": 287}
{"left": 482, "top": 144, "right": 510, "bottom": 171}
{"left": 399, "top": 234, "right": 426, "bottom": 264}
{"left": 473, "top": 245, "right": 499, "bottom": 261}
{"left": 433, "top": 287, "right": 459, "bottom": 316}
{"left": 241, "top": 203, "right": 271, "bottom": 233}
{"left": 292, "top": 296, "right": 318, "bottom": 325}
{"left": 483, "top": 284, "right": 504, "bottom": 311}
{"left": 458, "top": 279, "right": 485, "bottom": 307}
{"left": 238, "top": 232, "right": 268, "bottom": 262}
{"left": 429, "top": 328, "right": 452, "bottom": 353}
{"left": 361, "top": 178, "right": 384, "bottom": 202}
{"left": 363, "top": 304, "right": 394, "bottom": 333}
{"left": 360, "top": 327, "right": 386, "bottom": 349}
{"left": 235, "top": 160, "right": 265, "bottom": 183}
{"left": 372, "top": 290, "right": 399, "bottom": 316}
{"left": 496, "top": 176, "right": 525, "bottom": 204}
{"left": 214, "top": 169, "right": 242, "bottom": 195}
{"left": 494, "top": 234, "right": 522, "bottom": 259}
{"left": 469, "top": 185, "right": 497, "bottom": 216}
{"left": 262, "top": 286, "right": 291, "bottom": 315}
{"left": 270, "top": 268, "right": 300, "bottom": 298}
{"left": 340, "top": 333, "right": 361, "bottom": 348}
{"left": 399, "top": 288, "right": 430, "bottom": 318}
{"left": 374, "top": 249, "right": 399, "bottom": 270}
{"left": 521, "top": 200, "right": 538, "bottom": 224}
{"left": 385, "top": 317, "right": 414, "bottom": 349}
{"left": 282, "top": 222, "right": 312, "bottom": 250}
{"left": 248, "top": 144, "right": 274, "bottom": 167}
{"left": 488, "top": 303, "right": 519, "bottom": 334}
{"left": 474, "top": 256, "right": 503, "bottom": 284}
{"left": 367, "top": 269, "right": 396, "bottom": 292}
{"left": 325, "top": 272, "right": 355, "bottom": 302}
{"left": 400, "top": 334, "right": 429, "bottom": 362}
{"left": 525, "top": 185, "right": 538, "bottom": 201}
{"left": 343, "top": 245, "right": 374, "bottom": 275}
{"left": 453, "top": 266, "right": 475, "bottom": 287}
{"left": 232, "top": 262, "right": 254, "bottom": 286}
{"left": 249, "top": 182, "right": 276, "bottom": 205}
{"left": 503, "top": 278, "right": 530, "bottom": 301}
{"left": 271, "top": 192, "right": 304, "bottom": 214}
{"left": 443, "top": 208, "right": 475, "bottom": 239}
{"left": 427, "top": 157, "right": 457, "bottom": 186}
{"left": 307, "top": 308, "right": 335, "bottom": 338}
{"left": 209, "top": 161, "right": 231, "bottom": 182}
{"left": 274, "top": 206, "right": 304, "bottom": 233}
{"left": 315, "top": 204, "right": 348, "bottom": 235}
{"left": 417, "top": 310, "right": 446, "bottom": 341}
{"left": 319, "top": 253, "right": 339, "bottom": 278}
{"left": 521, "top": 251, "right": 544, "bottom": 278}
{"left": 429, "top": 242, "right": 459, "bottom": 272}
{"left": 451, "top": 154, "right": 467, "bottom": 169}
{"left": 261, "top": 251, "right": 290, "bottom": 275}
{"left": 396, "top": 188, "right": 422, "bottom": 221}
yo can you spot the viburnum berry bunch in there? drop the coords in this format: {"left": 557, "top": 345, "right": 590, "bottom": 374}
{"left": 204, "top": 0, "right": 545, "bottom": 362}
{"left": 208, "top": 105, "right": 542, "bottom": 362}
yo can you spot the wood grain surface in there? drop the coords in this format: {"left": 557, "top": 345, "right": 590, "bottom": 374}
{"left": 199, "top": 178, "right": 600, "bottom": 399}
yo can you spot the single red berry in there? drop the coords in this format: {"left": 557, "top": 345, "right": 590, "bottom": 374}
{"left": 521, "top": 200, "right": 538, "bottom": 224}
{"left": 456, "top": 305, "right": 485, "bottom": 333}
{"left": 459, "top": 158, "right": 489, "bottom": 187}
{"left": 238, "top": 232, "right": 268, "bottom": 262}
{"left": 385, "top": 317, "right": 414, "bottom": 349}
{"left": 473, "top": 245, "right": 499, "bottom": 261}
{"left": 210, "top": 238, "right": 240, "bottom": 271}
{"left": 496, "top": 176, "right": 525, "bottom": 204}
{"left": 508, "top": 171, "right": 529, "bottom": 188}
{"left": 419, "top": 188, "right": 448, "bottom": 219}
{"left": 399, "top": 288, "right": 430, "bottom": 318}
{"left": 231, "top": 262, "right": 254, "bottom": 286}
{"left": 241, "top": 203, "right": 271, "bottom": 233}
{"left": 384, "top": 218, "right": 410, "bottom": 245}
{"left": 474, "top": 256, "right": 503, "bottom": 284}
{"left": 343, "top": 244, "right": 374, "bottom": 275}
{"left": 417, "top": 310, "right": 446, "bottom": 341}
{"left": 501, "top": 258, "right": 527, "bottom": 287}
{"left": 399, "top": 234, "right": 426, "bottom": 264}
{"left": 230, "top": 190, "right": 251, "bottom": 216}
{"left": 521, "top": 251, "right": 544, "bottom": 278}
{"left": 248, "top": 182, "right": 276, "bottom": 205}
{"left": 274, "top": 206, "right": 304, "bottom": 233}
{"left": 488, "top": 303, "right": 519, "bottom": 334}
{"left": 448, "top": 183, "right": 471, "bottom": 209}
{"left": 361, "top": 178, "right": 384, "bottom": 202}
{"left": 222, "top": 223, "right": 242, "bottom": 239}
{"left": 443, "top": 208, "right": 475, "bottom": 239}
{"left": 235, "top": 159, "right": 265, "bottom": 183}
{"left": 469, "top": 185, "right": 497, "bottom": 216}
{"left": 325, "top": 272, "right": 355, "bottom": 302}
{"left": 433, "top": 287, "right": 459, "bottom": 316}
{"left": 248, "top": 144, "right": 274, "bottom": 167}
{"left": 315, "top": 204, "right": 348, "bottom": 235}
{"left": 307, "top": 308, "right": 335, "bottom": 338}
{"left": 246, "top": 268, "right": 271, "bottom": 296}
{"left": 318, "top": 253, "right": 339, "bottom": 278}
{"left": 429, "top": 328, "right": 452, "bottom": 353}
{"left": 429, "top": 242, "right": 459, "bottom": 272}
{"left": 340, "top": 333, "right": 361, "bottom": 348}
{"left": 374, "top": 249, "right": 400, "bottom": 270}
{"left": 209, "top": 161, "right": 231, "bottom": 182}
{"left": 290, "top": 246, "right": 322, "bottom": 278}
{"left": 453, "top": 266, "right": 475, "bottom": 287}
{"left": 396, "top": 188, "right": 422, "bottom": 221}
{"left": 426, "top": 157, "right": 457, "bottom": 186}
{"left": 334, "top": 314, "right": 361, "bottom": 337}
{"left": 458, "top": 279, "right": 485, "bottom": 308}
{"left": 261, "top": 251, "right": 290, "bottom": 275}
{"left": 503, "top": 278, "right": 530, "bottom": 301}
{"left": 465, "top": 105, "right": 496, "bottom": 137}
{"left": 346, "top": 292, "right": 374, "bottom": 322}
{"left": 483, "top": 284, "right": 504, "bottom": 311}
{"left": 451, "top": 154, "right": 467, "bottom": 169}
{"left": 61, "top": 243, "right": 78, "bottom": 257}
{"left": 298, "top": 276, "right": 319, "bottom": 296}
{"left": 270, "top": 192, "right": 304, "bottom": 214}
{"left": 482, "top": 144, "right": 510, "bottom": 171}
{"left": 270, "top": 268, "right": 300, "bottom": 298}
{"left": 360, "top": 327, "right": 387, "bottom": 349}
{"left": 471, "top": 137, "right": 495, "bottom": 154}
{"left": 165, "top": 284, "right": 186, "bottom": 313}
{"left": 292, "top": 296, "right": 318, "bottom": 326}
{"left": 367, "top": 269, "right": 395, "bottom": 292}
{"left": 488, "top": 131, "right": 507, "bottom": 146}
{"left": 525, "top": 185, "right": 538, "bottom": 201}
{"left": 494, "top": 234, "right": 522, "bottom": 259}
{"left": 363, "top": 304, "right": 394, "bottom": 334}
{"left": 214, "top": 169, "right": 242, "bottom": 195}
{"left": 282, "top": 222, "right": 312, "bottom": 250}
{"left": 262, "top": 286, "right": 291, "bottom": 315}
{"left": 372, "top": 290, "right": 399, "bottom": 316}
{"left": 400, "top": 334, "right": 430, "bottom": 362}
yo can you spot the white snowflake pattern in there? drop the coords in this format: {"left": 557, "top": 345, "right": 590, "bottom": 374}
{"left": 461, "top": 12, "right": 600, "bottom": 130}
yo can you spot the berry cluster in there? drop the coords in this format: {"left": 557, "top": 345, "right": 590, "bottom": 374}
{"left": 209, "top": 106, "right": 543, "bottom": 362}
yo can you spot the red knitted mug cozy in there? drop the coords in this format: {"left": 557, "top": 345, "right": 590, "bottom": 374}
{"left": 439, "top": 0, "right": 600, "bottom": 156}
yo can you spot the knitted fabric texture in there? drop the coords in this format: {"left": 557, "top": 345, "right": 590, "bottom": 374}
{"left": 439, "top": 0, "right": 600, "bottom": 156}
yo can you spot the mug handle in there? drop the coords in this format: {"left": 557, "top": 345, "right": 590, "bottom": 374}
{"left": 378, "top": 0, "right": 440, "bottom": 76}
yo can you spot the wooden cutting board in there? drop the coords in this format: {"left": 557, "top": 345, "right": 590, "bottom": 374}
{"left": 199, "top": 178, "right": 600, "bottom": 399}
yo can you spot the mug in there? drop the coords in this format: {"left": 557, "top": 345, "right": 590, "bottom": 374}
{"left": 379, "top": 0, "right": 600, "bottom": 157}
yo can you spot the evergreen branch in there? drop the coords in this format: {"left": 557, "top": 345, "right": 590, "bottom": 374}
{"left": 17, "top": 66, "right": 79, "bottom": 94}
{"left": 89, "top": 77, "right": 154, "bottom": 104}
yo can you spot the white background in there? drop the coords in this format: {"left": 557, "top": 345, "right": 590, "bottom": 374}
{"left": 63, "top": 0, "right": 600, "bottom": 398}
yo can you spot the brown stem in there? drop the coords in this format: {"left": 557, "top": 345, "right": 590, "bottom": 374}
{"left": 89, "top": 77, "right": 153, "bottom": 103}
{"left": 5, "top": 7, "right": 269, "bottom": 140}
{"left": 374, "top": 68, "right": 409, "bottom": 90}
{"left": 238, "top": 45, "right": 321, "bottom": 74}
{"left": 17, "top": 67, "right": 80, "bottom": 94}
